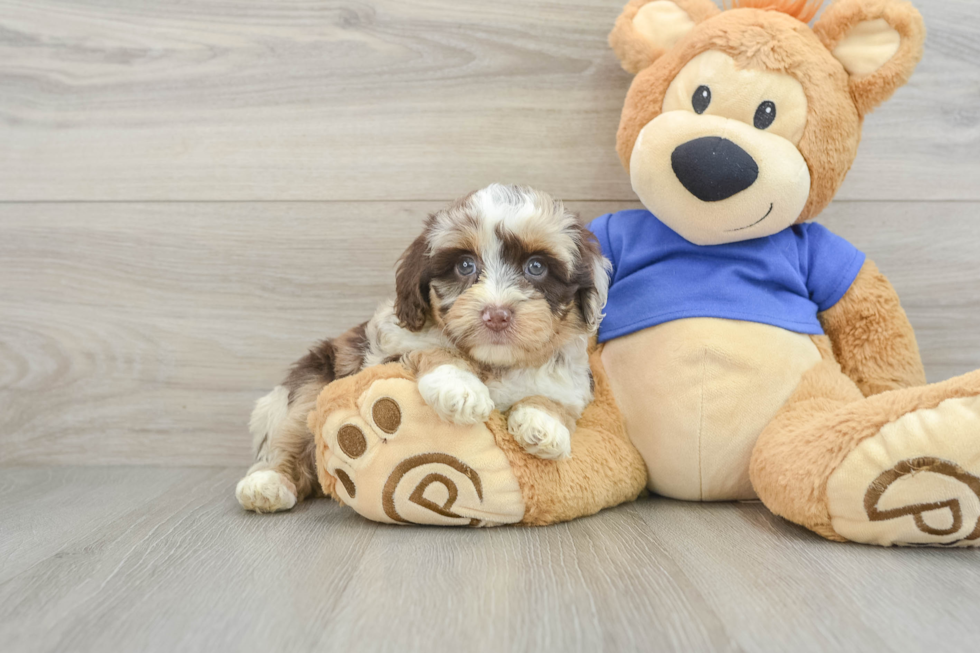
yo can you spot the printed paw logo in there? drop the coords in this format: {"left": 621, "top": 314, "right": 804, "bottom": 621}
{"left": 318, "top": 377, "right": 525, "bottom": 527}
{"left": 864, "top": 457, "right": 980, "bottom": 546}
{"left": 382, "top": 453, "right": 484, "bottom": 526}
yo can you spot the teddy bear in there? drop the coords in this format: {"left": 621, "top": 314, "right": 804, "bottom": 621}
{"left": 308, "top": 0, "right": 980, "bottom": 547}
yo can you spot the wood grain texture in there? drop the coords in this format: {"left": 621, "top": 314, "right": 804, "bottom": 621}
{"left": 0, "top": 0, "right": 977, "bottom": 202}
{"left": 0, "top": 466, "right": 977, "bottom": 653}
{"left": 1, "top": 200, "right": 978, "bottom": 466}
{"left": 2, "top": 2, "right": 979, "bottom": 649}
{"left": 0, "top": 467, "right": 219, "bottom": 583}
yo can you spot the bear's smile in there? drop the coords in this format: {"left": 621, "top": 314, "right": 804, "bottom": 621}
{"left": 726, "top": 203, "right": 774, "bottom": 233}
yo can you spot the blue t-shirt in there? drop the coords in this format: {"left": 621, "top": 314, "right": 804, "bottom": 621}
{"left": 589, "top": 209, "right": 866, "bottom": 343}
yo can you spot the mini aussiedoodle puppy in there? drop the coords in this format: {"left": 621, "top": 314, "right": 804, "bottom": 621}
{"left": 237, "top": 184, "right": 611, "bottom": 513}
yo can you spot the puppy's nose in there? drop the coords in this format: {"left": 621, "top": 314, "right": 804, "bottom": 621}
{"left": 481, "top": 306, "right": 513, "bottom": 332}
{"left": 671, "top": 136, "right": 759, "bottom": 202}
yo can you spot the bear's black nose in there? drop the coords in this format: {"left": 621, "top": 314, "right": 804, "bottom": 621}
{"left": 671, "top": 137, "right": 759, "bottom": 202}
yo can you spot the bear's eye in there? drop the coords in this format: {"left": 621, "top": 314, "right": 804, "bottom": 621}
{"left": 692, "top": 85, "right": 711, "bottom": 114}
{"left": 754, "top": 101, "right": 776, "bottom": 130}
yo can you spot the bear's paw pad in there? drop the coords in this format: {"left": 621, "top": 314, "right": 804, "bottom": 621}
{"left": 318, "top": 378, "right": 525, "bottom": 527}
{"left": 828, "top": 395, "right": 980, "bottom": 547}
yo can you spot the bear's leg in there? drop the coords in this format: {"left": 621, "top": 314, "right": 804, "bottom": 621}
{"left": 308, "top": 351, "right": 648, "bottom": 527}
{"left": 751, "top": 351, "right": 980, "bottom": 547}
{"left": 310, "top": 364, "right": 528, "bottom": 527}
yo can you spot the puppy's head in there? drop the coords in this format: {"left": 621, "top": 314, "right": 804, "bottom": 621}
{"left": 395, "top": 184, "right": 610, "bottom": 367}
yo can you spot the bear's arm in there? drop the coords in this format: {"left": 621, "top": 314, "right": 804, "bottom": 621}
{"left": 817, "top": 259, "right": 926, "bottom": 396}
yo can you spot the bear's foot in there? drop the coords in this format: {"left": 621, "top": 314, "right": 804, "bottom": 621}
{"left": 315, "top": 376, "right": 525, "bottom": 527}
{"left": 828, "top": 395, "right": 980, "bottom": 547}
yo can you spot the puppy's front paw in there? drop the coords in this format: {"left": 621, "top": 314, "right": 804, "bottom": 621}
{"left": 236, "top": 470, "right": 297, "bottom": 513}
{"left": 417, "top": 365, "right": 495, "bottom": 425}
{"left": 508, "top": 406, "right": 571, "bottom": 460}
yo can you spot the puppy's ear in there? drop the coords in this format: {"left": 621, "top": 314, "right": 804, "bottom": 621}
{"left": 573, "top": 227, "right": 612, "bottom": 333}
{"left": 813, "top": 0, "right": 926, "bottom": 117}
{"left": 394, "top": 233, "right": 431, "bottom": 332}
{"left": 609, "top": 0, "right": 720, "bottom": 75}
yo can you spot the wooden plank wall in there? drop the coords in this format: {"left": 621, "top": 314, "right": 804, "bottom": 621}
{"left": 1, "top": 0, "right": 979, "bottom": 466}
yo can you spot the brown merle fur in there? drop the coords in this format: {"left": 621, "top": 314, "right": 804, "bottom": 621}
{"left": 283, "top": 322, "right": 370, "bottom": 403}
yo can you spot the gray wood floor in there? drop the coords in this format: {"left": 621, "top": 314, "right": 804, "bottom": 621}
{"left": 1, "top": 467, "right": 978, "bottom": 653}
{"left": 2, "top": 1, "right": 980, "bottom": 651}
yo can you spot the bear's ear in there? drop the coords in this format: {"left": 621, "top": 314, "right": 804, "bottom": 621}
{"left": 814, "top": 0, "right": 926, "bottom": 117}
{"left": 609, "top": 0, "right": 720, "bottom": 75}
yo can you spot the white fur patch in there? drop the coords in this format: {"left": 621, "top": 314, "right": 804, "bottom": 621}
{"left": 417, "top": 364, "right": 495, "bottom": 425}
{"left": 362, "top": 300, "right": 451, "bottom": 367}
{"left": 508, "top": 405, "right": 571, "bottom": 460}
{"left": 236, "top": 470, "right": 297, "bottom": 513}
{"left": 486, "top": 336, "right": 593, "bottom": 415}
{"left": 429, "top": 184, "right": 580, "bottom": 268}
{"left": 586, "top": 256, "right": 613, "bottom": 330}
{"left": 478, "top": 244, "right": 529, "bottom": 309}
{"left": 249, "top": 385, "right": 291, "bottom": 459}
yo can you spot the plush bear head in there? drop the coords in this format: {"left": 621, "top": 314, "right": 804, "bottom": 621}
{"left": 609, "top": 0, "right": 925, "bottom": 245}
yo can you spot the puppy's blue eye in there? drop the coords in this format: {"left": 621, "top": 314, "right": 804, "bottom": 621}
{"left": 456, "top": 256, "right": 477, "bottom": 276}
{"left": 524, "top": 257, "right": 547, "bottom": 278}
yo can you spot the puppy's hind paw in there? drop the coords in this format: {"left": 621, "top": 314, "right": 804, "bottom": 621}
{"left": 236, "top": 470, "right": 297, "bottom": 513}
{"left": 508, "top": 405, "right": 571, "bottom": 461}
{"left": 417, "top": 365, "right": 495, "bottom": 425}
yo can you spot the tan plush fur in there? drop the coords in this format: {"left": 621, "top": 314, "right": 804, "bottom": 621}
{"left": 601, "top": 0, "right": 980, "bottom": 546}
{"left": 309, "top": 347, "right": 648, "bottom": 526}
{"left": 609, "top": 0, "right": 720, "bottom": 75}
{"left": 819, "top": 259, "right": 926, "bottom": 396}
{"left": 617, "top": 9, "right": 860, "bottom": 222}
{"left": 726, "top": 0, "right": 824, "bottom": 23}
{"left": 813, "top": 0, "right": 926, "bottom": 116}
{"left": 307, "top": 363, "right": 410, "bottom": 503}
{"left": 498, "top": 346, "right": 649, "bottom": 526}
{"left": 751, "top": 346, "right": 980, "bottom": 541}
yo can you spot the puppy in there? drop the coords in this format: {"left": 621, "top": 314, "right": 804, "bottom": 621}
{"left": 236, "top": 184, "right": 610, "bottom": 513}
